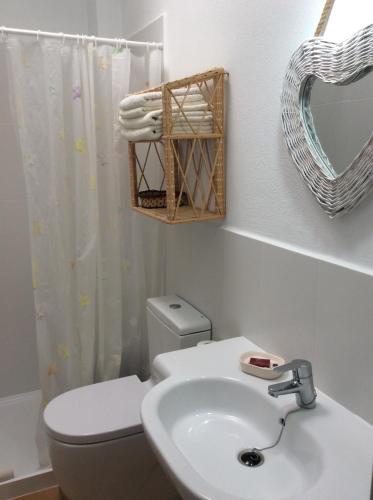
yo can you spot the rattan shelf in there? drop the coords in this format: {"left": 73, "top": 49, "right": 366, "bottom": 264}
{"left": 132, "top": 206, "right": 223, "bottom": 224}
{"left": 127, "top": 68, "right": 226, "bottom": 224}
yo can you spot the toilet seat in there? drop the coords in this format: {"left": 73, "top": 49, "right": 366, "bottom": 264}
{"left": 44, "top": 376, "right": 149, "bottom": 445}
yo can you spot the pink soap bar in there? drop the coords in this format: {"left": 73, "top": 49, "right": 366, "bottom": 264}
{"left": 249, "top": 357, "right": 270, "bottom": 368}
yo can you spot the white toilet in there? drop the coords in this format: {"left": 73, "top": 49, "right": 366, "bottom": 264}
{"left": 44, "top": 295, "right": 211, "bottom": 500}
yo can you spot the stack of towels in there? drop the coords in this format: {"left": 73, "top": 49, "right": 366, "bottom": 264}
{"left": 119, "top": 87, "right": 213, "bottom": 141}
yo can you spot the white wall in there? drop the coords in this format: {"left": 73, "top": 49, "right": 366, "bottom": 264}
{"left": 122, "top": 0, "right": 373, "bottom": 274}
{"left": 0, "top": 0, "right": 124, "bottom": 397}
{"left": 0, "top": 0, "right": 91, "bottom": 33}
{"left": 325, "top": 0, "right": 373, "bottom": 41}
{"left": 122, "top": 0, "right": 373, "bottom": 424}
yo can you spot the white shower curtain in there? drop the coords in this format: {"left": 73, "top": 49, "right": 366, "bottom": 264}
{"left": 4, "top": 36, "right": 163, "bottom": 463}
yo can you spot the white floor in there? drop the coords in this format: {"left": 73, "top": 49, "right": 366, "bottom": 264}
{"left": 0, "top": 389, "right": 41, "bottom": 478}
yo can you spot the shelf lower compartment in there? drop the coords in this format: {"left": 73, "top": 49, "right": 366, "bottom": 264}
{"left": 132, "top": 205, "right": 224, "bottom": 224}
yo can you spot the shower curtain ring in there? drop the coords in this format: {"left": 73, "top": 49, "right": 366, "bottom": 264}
{"left": 36, "top": 30, "right": 40, "bottom": 41}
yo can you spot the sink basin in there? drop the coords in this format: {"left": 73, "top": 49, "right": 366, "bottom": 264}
{"left": 142, "top": 338, "right": 373, "bottom": 500}
{"left": 142, "top": 376, "right": 322, "bottom": 500}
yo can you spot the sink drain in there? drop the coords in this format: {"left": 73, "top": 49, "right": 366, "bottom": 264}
{"left": 238, "top": 449, "right": 264, "bottom": 468}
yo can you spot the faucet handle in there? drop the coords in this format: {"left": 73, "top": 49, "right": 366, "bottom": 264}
{"left": 274, "top": 359, "right": 313, "bottom": 379}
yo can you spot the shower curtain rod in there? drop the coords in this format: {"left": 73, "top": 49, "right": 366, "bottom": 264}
{"left": 0, "top": 26, "right": 163, "bottom": 49}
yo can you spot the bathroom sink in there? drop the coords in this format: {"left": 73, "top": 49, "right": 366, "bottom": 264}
{"left": 142, "top": 376, "right": 321, "bottom": 500}
{"left": 141, "top": 338, "right": 373, "bottom": 500}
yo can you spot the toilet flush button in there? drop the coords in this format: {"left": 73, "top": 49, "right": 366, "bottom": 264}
{"left": 169, "top": 303, "right": 182, "bottom": 309}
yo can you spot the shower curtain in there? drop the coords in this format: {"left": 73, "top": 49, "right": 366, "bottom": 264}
{"left": 4, "top": 36, "right": 163, "bottom": 464}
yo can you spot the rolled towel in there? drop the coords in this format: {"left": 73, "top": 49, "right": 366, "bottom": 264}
{"left": 0, "top": 469, "right": 14, "bottom": 483}
{"left": 120, "top": 87, "right": 202, "bottom": 110}
{"left": 121, "top": 125, "right": 162, "bottom": 142}
{"left": 120, "top": 92, "right": 204, "bottom": 111}
{"left": 151, "top": 86, "right": 201, "bottom": 99}
{"left": 131, "top": 93, "right": 205, "bottom": 110}
{"left": 119, "top": 111, "right": 213, "bottom": 130}
{"left": 119, "top": 109, "right": 211, "bottom": 119}
{"left": 133, "top": 86, "right": 201, "bottom": 101}
{"left": 119, "top": 111, "right": 161, "bottom": 129}
{"left": 121, "top": 102, "right": 210, "bottom": 119}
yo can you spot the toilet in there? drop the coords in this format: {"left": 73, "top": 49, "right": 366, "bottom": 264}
{"left": 44, "top": 295, "right": 211, "bottom": 500}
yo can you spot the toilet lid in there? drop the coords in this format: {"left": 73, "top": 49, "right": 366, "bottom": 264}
{"left": 44, "top": 376, "right": 149, "bottom": 445}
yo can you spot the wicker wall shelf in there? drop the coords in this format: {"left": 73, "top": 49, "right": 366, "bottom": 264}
{"left": 127, "top": 68, "right": 226, "bottom": 224}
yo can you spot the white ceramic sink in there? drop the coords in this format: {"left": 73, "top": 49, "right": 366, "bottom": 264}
{"left": 141, "top": 337, "right": 373, "bottom": 500}
{"left": 143, "top": 376, "right": 322, "bottom": 500}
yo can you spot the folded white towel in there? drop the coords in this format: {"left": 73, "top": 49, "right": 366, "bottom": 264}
{"left": 121, "top": 102, "right": 210, "bottom": 119}
{"left": 119, "top": 111, "right": 213, "bottom": 130}
{"left": 172, "top": 114, "right": 212, "bottom": 124}
{"left": 120, "top": 120, "right": 213, "bottom": 140}
{"left": 139, "top": 94, "right": 205, "bottom": 110}
{"left": 172, "top": 110, "right": 211, "bottom": 118}
{"left": 121, "top": 126, "right": 162, "bottom": 141}
{"left": 120, "top": 87, "right": 202, "bottom": 110}
{"left": 120, "top": 92, "right": 204, "bottom": 111}
{"left": 119, "top": 114, "right": 159, "bottom": 129}
{"left": 170, "top": 123, "right": 213, "bottom": 134}
{"left": 137, "top": 86, "right": 201, "bottom": 101}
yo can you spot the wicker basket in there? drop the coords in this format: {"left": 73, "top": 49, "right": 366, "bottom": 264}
{"left": 138, "top": 190, "right": 188, "bottom": 209}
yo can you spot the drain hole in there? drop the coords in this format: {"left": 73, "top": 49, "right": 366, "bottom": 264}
{"left": 238, "top": 449, "right": 264, "bottom": 468}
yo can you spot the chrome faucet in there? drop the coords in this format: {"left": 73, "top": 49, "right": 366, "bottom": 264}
{"left": 268, "top": 359, "right": 317, "bottom": 409}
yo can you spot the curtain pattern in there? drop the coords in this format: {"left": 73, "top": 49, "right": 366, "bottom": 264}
{"left": 6, "top": 37, "right": 163, "bottom": 401}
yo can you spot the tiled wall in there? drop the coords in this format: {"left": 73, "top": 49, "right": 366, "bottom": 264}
{"left": 166, "top": 223, "right": 373, "bottom": 425}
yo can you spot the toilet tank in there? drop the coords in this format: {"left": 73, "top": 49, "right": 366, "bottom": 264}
{"left": 146, "top": 295, "right": 211, "bottom": 365}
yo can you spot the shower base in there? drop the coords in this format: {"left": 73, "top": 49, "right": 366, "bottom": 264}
{"left": 0, "top": 390, "right": 55, "bottom": 499}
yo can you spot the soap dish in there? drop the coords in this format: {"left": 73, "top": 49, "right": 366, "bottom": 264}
{"left": 239, "top": 351, "right": 285, "bottom": 380}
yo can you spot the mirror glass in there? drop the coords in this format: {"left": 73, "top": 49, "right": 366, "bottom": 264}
{"left": 302, "top": 70, "right": 373, "bottom": 178}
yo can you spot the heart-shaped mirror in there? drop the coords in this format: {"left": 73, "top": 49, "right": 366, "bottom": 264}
{"left": 308, "top": 74, "right": 373, "bottom": 178}
{"left": 282, "top": 24, "right": 373, "bottom": 217}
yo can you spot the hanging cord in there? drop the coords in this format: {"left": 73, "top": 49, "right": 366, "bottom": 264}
{"left": 314, "top": 0, "right": 336, "bottom": 37}
{"left": 252, "top": 407, "right": 303, "bottom": 453}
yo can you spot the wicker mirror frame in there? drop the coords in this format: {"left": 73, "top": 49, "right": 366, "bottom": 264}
{"left": 281, "top": 24, "right": 373, "bottom": 218}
